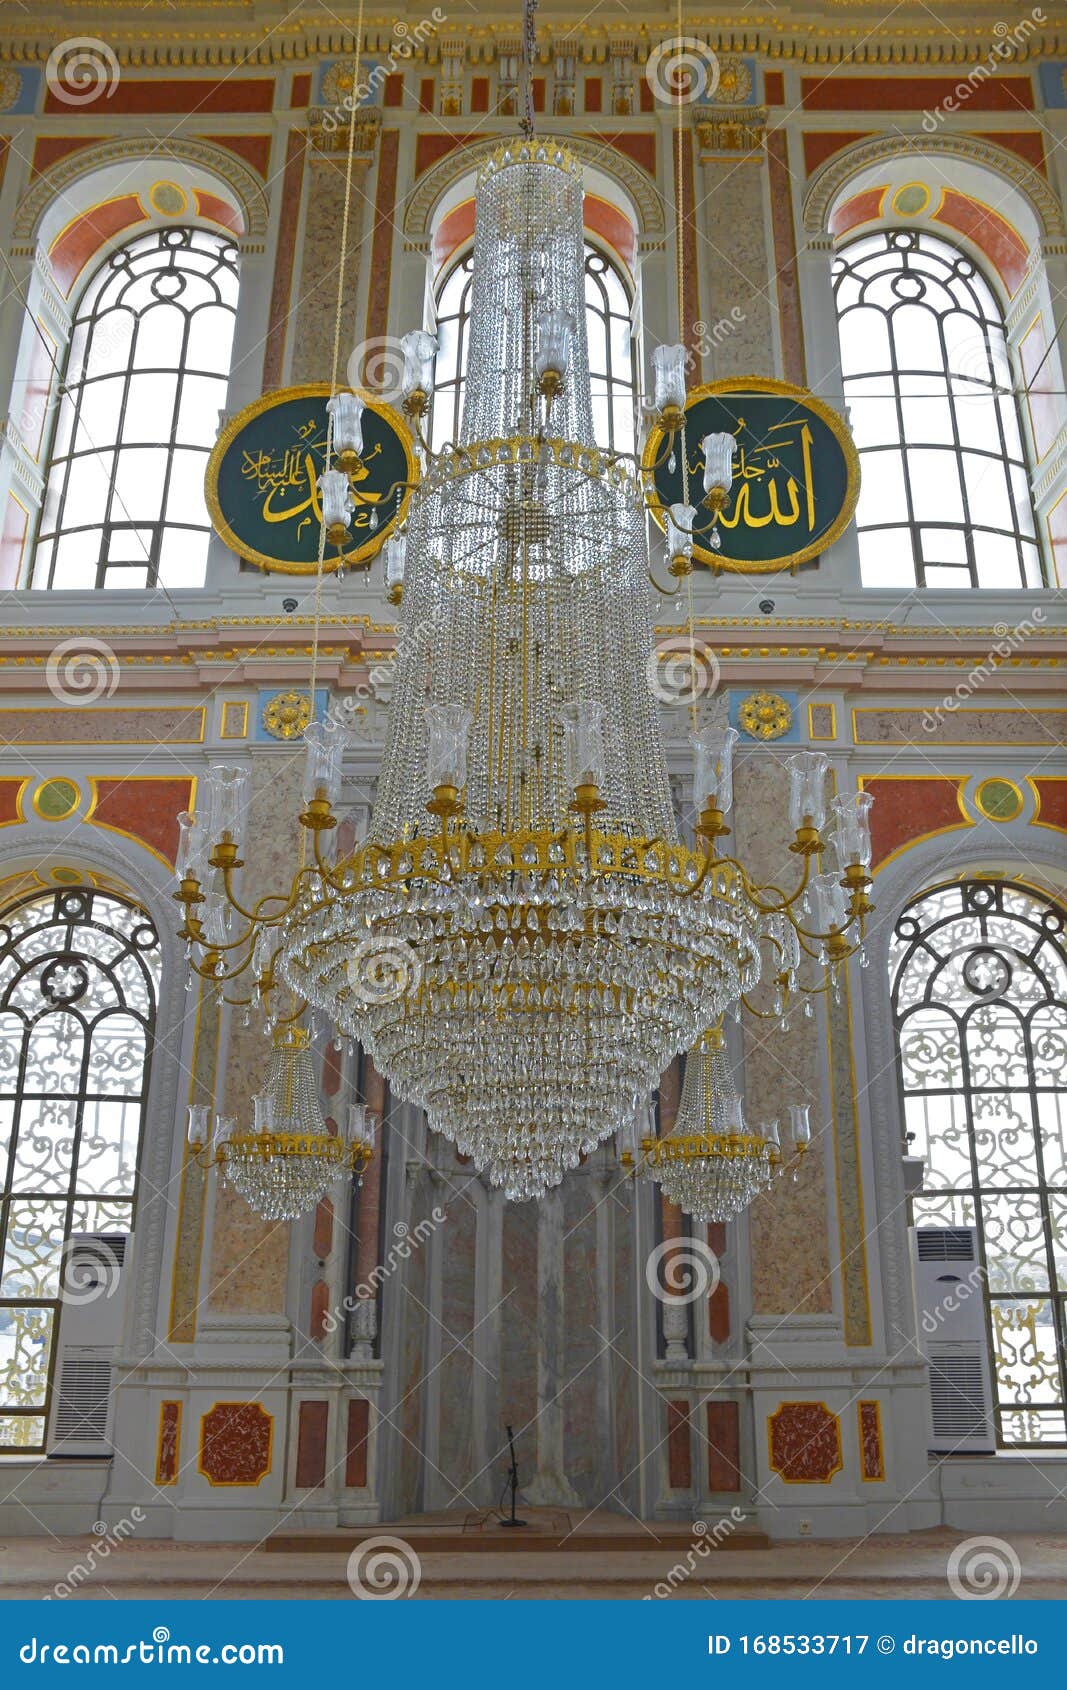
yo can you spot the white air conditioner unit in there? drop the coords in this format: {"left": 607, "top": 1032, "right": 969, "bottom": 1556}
{"left": 910, "top": 1225, "right": 995, "bottom": 1455}
{"left": 47, "top": 1233, "right": 132, "bottom": 1458}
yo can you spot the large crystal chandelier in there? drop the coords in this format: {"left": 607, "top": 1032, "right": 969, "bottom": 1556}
{"left": 176, "top": 129, "right": 874, "bottom": 1204}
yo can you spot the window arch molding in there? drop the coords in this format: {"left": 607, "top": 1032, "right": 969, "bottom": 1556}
{"left": 0, "top": 830, "right": 193, "bottom": 1372}
{"left": 856, "top": 836, "right": 1067, "bottom": 1411}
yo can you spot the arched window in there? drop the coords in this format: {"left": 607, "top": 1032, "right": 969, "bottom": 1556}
{"left": 832, "top": 229, "right": 1041, "bottom": 590}
{"left": 430, "top": 241, "right": 637, "bottom": 454}
{"left": 33, "top": 226, "right": 239, "bottom": 591}
{"left": 0, "top": 887, "right": 160, "bottom": 1449}
{"left": 891, "top": 879, "right": 1067, "bottom": 1447}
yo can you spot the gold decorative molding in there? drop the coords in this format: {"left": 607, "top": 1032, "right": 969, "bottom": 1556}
{"left": 696, "top": 107, "right": 767, "bottom": 158}
{"left": 306, "top": 107, "right": 382, "bottom": 159}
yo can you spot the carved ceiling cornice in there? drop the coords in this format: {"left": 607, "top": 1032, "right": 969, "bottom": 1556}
{"left": 6, "top": 11, "right": 1067, "bottom": 68}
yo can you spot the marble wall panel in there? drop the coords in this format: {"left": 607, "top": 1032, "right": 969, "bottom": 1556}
{"left": 500, "top": 1200, "right": 538, "bottom": 1479}
{"left": 734, "top": 755, "right": 832, "bottom": 1316}
{"left": 436, "top": 1187, "right": 476, "bottom": 1504}
{"left": 696, "top": 157, "right": 775, "bottom": 376}
{"left": 562, "top": 1172, "right": 600, "bottom": 1502}
{"left": 289, "top": 156, "right": 371, "bottom": 385}
{"left": 208, "top": 753, "right": 304, "bottom": 1314}
{"left": 395, "top": 1169, "right": 434, "bottom": 1515}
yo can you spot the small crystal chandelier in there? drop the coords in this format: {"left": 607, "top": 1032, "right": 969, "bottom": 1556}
{"left": 622, "top": 1026, "right": 810, "bottom": 1222}
{"left": 187, "top": 1028, "right": 375, "bottom": 1221}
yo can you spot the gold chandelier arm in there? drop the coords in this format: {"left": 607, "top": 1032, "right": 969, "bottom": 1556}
{"left": 648, "top": 564, "right": 682, "bottom": 596}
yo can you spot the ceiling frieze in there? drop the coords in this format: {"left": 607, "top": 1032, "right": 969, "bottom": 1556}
{"left": 5, "top": 13, "right": 1067, "bottom": 68}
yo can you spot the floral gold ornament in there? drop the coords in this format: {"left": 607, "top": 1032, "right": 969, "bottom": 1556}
{"left": 261, "top": 690, "right": 313, "bottom": 741}
{"left": 738, "top": 691, "right": 793, "bottom": 741}
{"left": 176, "top": 93, "right": 874, "bottom": 1204}
{"left": 204, "top": 385, "right": 416, "bottom": 575}
{"left": 705, "top": 56, "right": 753, "bottom": 104}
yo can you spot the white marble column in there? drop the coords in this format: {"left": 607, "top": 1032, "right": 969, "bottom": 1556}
{"left": 524, "top": 1184, "right": 580, "bottom": 1507}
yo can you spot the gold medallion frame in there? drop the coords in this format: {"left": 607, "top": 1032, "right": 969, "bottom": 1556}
{"left": 643, "top": 376, "right": 861, "bottom": 575}
{"left": 204, "top": 382, "right": 417, "bottom": 576}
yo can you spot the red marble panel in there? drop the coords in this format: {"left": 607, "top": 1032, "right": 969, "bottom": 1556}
{"left": 414, "top": 132, "right": 476, "bottom": 177}
{"left": 471, "top": 77, "right": 489, "bottom": 113}
{"left": 199, "top": 1401, "right": 272, "bottom": 1485}
{"left": 262, "top": 129, "right": 306, "bottom": 389}
{"left": 595, "top": 131, "right": 656, "bottom": 179}
{"left": 802, "top": 131, "right": 873, "bottom": 177}
{"left": 155, "top": 1400, "right": 181, "bottom": 1485}
{"left": 345, "top": 1398, "right": 370, "bottom": 1487}
{"left": 32, "top": 135, "right": 105, "bottom": 178}
{"left": 1033, "top": 777, "right": 1067, "bottom": 832}
{"left": 828, "top": 187, "right": 886, "bottom": 239}
{"left": 433, "top": 199, "right": 475, "bottom": 270}
{"left": 764, "top": 71, "right": 785, "bottom": 106}
{"left": 201, "top": 133, "right": 272, "bottom": 178}
{"left": 385, "top": 74, "right": 405, "bottom": 108}
{"left": 709, "top": 1278, "right": 731, "bottom": 1344}
{"left": 584, "top": 78, "right": 602, "bottom": 114}
{"left": 586, "top": 194, "right": 637, "bottom": 269}
{"left": 768, "top": 1401, "right": 842, "bottom": 1483}
{"left": 934, "top": 188, "right": 1028, "bottom": 294}
{"left": 862, "top": 775, "right": 969, "bottom": 871}
{"left": 291, "top": 73, "right": 311, "bottom": 109}
{"left": 50, "top": 195, "right": 147, "bottom": 294}
{"left": 858, "top": 1400, "right": 884, "bottom": 1481}
{"left": 768, "top": 129, "right": 806, "bottom": 386}
{"left": 639, "top": 78, "right": 655, "bottom": 113}
{"left": 667, "top": 1400, "right": 692, "bottom": 1489}
{"left": 706, "top": 1401, "right": 741, "bottom": 1491}
{"left": 46, "top": 77, "right": 275, "bottom": 115}
{"left": 973, "top": 131, "right": 1045, "bottom": 172}
{"left": 295, "top": 1400, "right": 328, "bottom": 1488}
{"left": 87, "top": 776, "right": 194, "bottom": 868}
{"left": 801, "top": 76, "right": 1032, "bottom": 112}
{"left": 313, "top": 1197, "right": 333, "bottom": 1261}
{"left": 419, "top": 78, "right": 434, "bottom": 114}
{"left": 195, "top": 190, "right": 243, "bottom": 236}
{"left": 310, "top": 1279, "right": 331, "bottom": 1340}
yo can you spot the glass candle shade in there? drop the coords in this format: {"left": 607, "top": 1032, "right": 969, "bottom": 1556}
{"left": 560, "top": 700, "right": 606, "bottom": 789}
{"left": 830, "top": 789, "right": 875, "bottom": 871}
{"left": 700, "top": 431, "right": 737, "bottom": 496}
{"left": 535, "top": 307, "right": 576, "bottom": 380}
{"left": 652, "top": 343, "right": 687, "bottom": 413}
{"left": 400, "top": 329, "right": 437, "bottom": 399}
{"left": 786, "top": 751, "right": 830, "bottom": 832}
{"left": 425, "top": 703, "right": 472, "bottom": 791}
{"left": 691, "top": 725, "right": 739, "bottom": 815}
{"left": 302, "top": 717, "right": 347, "bottom": 806}
{"left": 326, "top": 391, "right": 365, "bottom": 460}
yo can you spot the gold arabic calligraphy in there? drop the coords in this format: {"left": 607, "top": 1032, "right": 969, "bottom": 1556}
{"left": 240, "top": 418, "right": 384, "bottom": 542}
{"left": 690, "top": 417, "right": 817, "bottom": 532}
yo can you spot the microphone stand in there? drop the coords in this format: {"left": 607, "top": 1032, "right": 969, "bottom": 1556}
{"left": 499, "top": 1424, "right": 527, "bottom": 1528}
